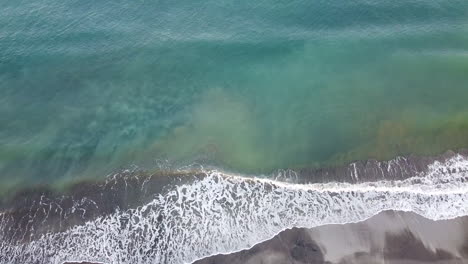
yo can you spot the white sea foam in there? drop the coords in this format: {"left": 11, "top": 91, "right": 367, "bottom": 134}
{"left": 1, "top": 155, "right": 468, "bottom": 264}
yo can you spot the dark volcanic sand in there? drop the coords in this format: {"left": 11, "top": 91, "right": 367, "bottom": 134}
{"left": 1, "top": 150, "right": 467, "bottom": 264}
{"left": 194, "top": 211, "right": 468, "bottom": 264}
{"left": 1, "top": 150, "right": 467, "bottom": 244}
{"left": 3, "top": 150, "right": 467, "bottom": 241}
{"left": 0, "top": 150, "right": 464, "bottom": 243}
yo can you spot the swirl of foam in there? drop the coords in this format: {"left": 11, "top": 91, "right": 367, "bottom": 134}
{"left": 1, "top": 155, "right": 468, "bottom": 264}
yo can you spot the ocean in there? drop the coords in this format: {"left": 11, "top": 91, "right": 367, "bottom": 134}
{"left": 1, "top": 0, "right": 468, "bottom": 263}
{"left": 2, "top": 0, "right": 468, "bottom": 188}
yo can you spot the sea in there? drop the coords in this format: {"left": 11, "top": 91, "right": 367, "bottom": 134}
{"left": 1, "top": 0, "right": 468, "bottom": 263}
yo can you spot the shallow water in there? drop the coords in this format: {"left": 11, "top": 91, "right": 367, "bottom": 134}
{"left": 2, "top": 0, "right": 468, "bottom": 189}
{"left": 2, "top": 154, "right": 468, "bottom": 263}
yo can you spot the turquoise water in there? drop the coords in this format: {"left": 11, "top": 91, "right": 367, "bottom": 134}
{"left": 2, "top": 0, "right": 468, "bottom": 190}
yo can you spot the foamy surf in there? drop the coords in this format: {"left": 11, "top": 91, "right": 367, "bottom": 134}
{"left": 1, "top": 155, "right": 468, "bottom": 264}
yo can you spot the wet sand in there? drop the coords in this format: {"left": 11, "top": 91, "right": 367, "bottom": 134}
{"left": 2, "top": 149, "right": 466, "bottom": 244}
{"left": 194, "top": 210, "right": 468, "bottom": 264}
{"left": 1, "top": 150, "right": 467, "bottom": 263}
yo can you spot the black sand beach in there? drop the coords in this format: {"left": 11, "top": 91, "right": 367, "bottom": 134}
{"left": 1, "top": 150, "right": 468, "bottom": 263}
{"left": 1, "top": 150, "right": 466, "bottom": 244}
{"left": 194, "top": 211, "right": 468, "bottom": 264}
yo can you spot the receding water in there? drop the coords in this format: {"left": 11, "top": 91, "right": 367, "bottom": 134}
{"left": 2, "top": 155, "right": 468, "bottom": 263}
{"left": 2, "top": 0, "right": 468, "bottom": 190}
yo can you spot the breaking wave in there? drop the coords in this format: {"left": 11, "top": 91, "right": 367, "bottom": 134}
{"left": 1, "top": 155, "right": 468, "bottom": 264}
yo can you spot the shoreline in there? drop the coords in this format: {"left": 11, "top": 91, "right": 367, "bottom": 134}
{"left": 56, "top": 211, "right": 468, "bottom": 264}
{"left": 1, "top": 149, "right": 467, "bottom": 243}
{"left": 3, "top": 148, "right": 467, "bottom": 206}
{"left": 1, "top": 149, "right": 468, "bottom": 263}
{"left": 193, "top": 210, "right": 468, "bottom": 264}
